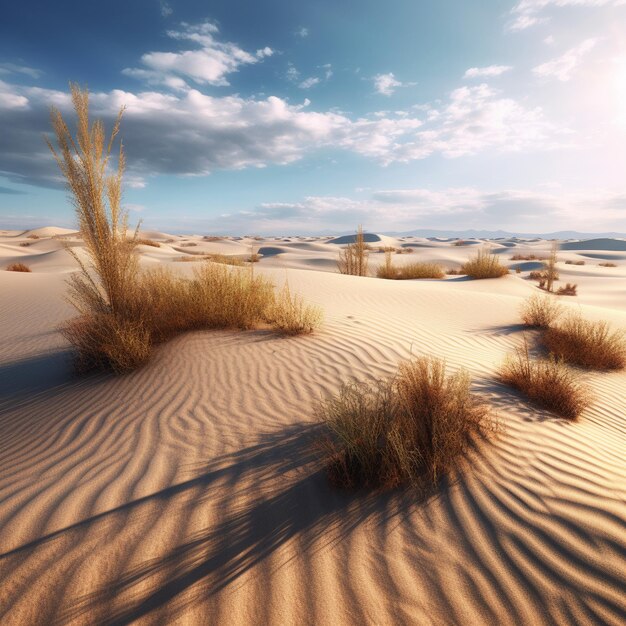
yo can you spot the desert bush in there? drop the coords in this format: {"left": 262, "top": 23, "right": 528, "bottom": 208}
{"left": 27, "top": 234, "right": 40, "bottom": 240}
{"left": 565, "top": 260, "right": 585, "bottom": 265}
{"left": 542, "top": 314, "right": 626, "bottom": 370}
{"left": 511, "top": 254, "right": 546, "bottom": 261}
{"left": 500, "top": 342, "right": 590, "bottom": 419}
{"left": 19, "top": 242, "right": 32, "bottom": 247}
{"left": 267, "top": 282, "right": 322, "bottom": 335}
{"left": 397, "top": 262, "right": 444, "bottom": 279}
{"left": 135, "top": 238, "right": 161, "bottom": 248}
{"left": 520, "top": 294, "right": 564, "bottom": 328}
{"left": 461, "top": 248, "right": 509, "bottom": 279}
{"left": 397, "top": 247, "right": 414, "bottom": 254}
{"left": 337, "top": 225, "right": 369, "bottom": 276}
{"left": 556, "top": 283, "right": 577, "bottom": 296}
{"left": 446, "top": 268, "right": 461, "bottom": 275}
{"left": 599, "top": 262, "right": 617, "bottom": 267}
{"left": 453, "top": 240, "right": 468, "bottom": 246}
{"left": 544, "top": 241, "right": 559, "bottom": 292}
{"left": 247, "top": 247, "right": 261, "bottom": 263}
{"left": 376, "top": 250, "right": 398, "bottom": 279}
{"left": 207, "top": 254, "right": 245, "bottom": 266}
{"left": 319, "top": 357, "right": 497, "bottom": 489}
{"left": 203, "top": 236, "right": 224, "bottom": 241}
{"left": 6, "top": 263, "right": 32, "bottom": 272}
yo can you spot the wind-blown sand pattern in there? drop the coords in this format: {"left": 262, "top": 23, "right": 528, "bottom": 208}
{"left": 1, "top": 229, "right": 625, "bottom": 625}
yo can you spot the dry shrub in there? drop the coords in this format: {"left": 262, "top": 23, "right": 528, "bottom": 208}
{"left": 556, "top": 283, "right": 577, "bottom": 296}
{"left": 542, "top": 314, "right": 626, "bottom": 370}
{"left": 180, "top": 242, "right": 198, "bottom": 247}
{"left": 337, "top": 225, "right": 369, "bottom": 276}
{"left": 499, "top": 342, "right": 590, "bottom": 419}
{"left": 520, "top": 294, "right": 564, "bottom": 328}
{"left": 320, "top": 357, "right": 497, "bottom": 490}
{"left": 267, "top": 283, "right": 322, "bottom": 335}
{"left": 599, "top": 262, "right": 617, "bottom": 267}
{"left": 511, "top": 254, "right": 546, "bottom": 261}
{"left": 543, "top": 241, "right": 559, "bottom": 292}
{"left": 203, "top": 236, "right": 224, "bottom": 241}
{"left": 27, "top": 234, "right": 40, "bottom": 240}
{"left": 397, "top": 247, "right": 414, "bottom": 254}
{"left": 135, "top": 238, "right": 161, "bottom": 248}
{"left": 453, "top": 240, "right": 468, "bottom": 246}
{"left": 376, "top": 246, "right": 398, "bottom": 253}
{"left": 6, "top": 263, "right": 32, "bottom": 272}
{"left": 528, "top": 270, "right": 545, "bottom": 280}
{"left": 377, "top": 252, "right": 443, "bottom": 280}
{"left": 446, "top": 268, "right": 461, "bottom": 275}
{"left": 461, "top": 248, "right": 509, "bottom": 279}
{"left": 19, "top": 242, "right": 32, "bottom": 247}
{"left": 247, "top": 247, "right": 261, "bottom": 263}
{"left": 207, "top": 254, "right": 244, "bottom": 266}
{"left": 565, "top": 260, "right": 585, "bottom": 265}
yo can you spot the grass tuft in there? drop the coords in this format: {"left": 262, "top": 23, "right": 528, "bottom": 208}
{"left": 135, "top": 238, "right": 161, "bottom": 248}
{"left": 461, "top": 248, "right": 509, "bottom": 279}
{"left": 320, "top": 357, "right": 497, "bottom": 490}
{"left": 599, "top": 262, "right": 617, "bottom": 267}
{"left": 267, "top": 282, "right": 323, "bottom": 335}
{"left": 6, "top": 263, "right": 32, "bottom": 272}
{"left": 520, "top": 294, "right": 564, "bottom": 328}
{"left": 556, "top": 283, "right": 577, "bottom": 296}
{"left": 499, "top": 341, "right": 590, "bottom": 419}
{"left": 542, "top": 314, "right": 626, "bottom": 370}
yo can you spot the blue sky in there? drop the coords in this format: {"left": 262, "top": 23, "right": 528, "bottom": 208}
{"left": 1, "top": 0, "right": 625, "bottom": 234}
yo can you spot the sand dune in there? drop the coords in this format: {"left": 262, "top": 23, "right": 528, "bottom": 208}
{"left": 1, "top": 232, "right": 625, "bottom": 625}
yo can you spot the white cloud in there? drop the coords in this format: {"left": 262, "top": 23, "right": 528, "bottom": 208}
{"left": 0, "top": 62, "right": 42, "bottom": 79}
{"left": 509, "top": 0, "right": 625, "bottom": 31}
{"left": 0, "top": 79, "right": 565, "bottom": 188}
{"left": 286, "top": 63, "right": 300, "bottom": 82}
{"left": 123, "top": 21, "right": 272, "bottom": 88}
{"left": 464, "top": 65, "right": 513, "bottom": 79}
{"left": 373, "top": 72, "right": 402, "bottom": 96}
{"left": 170, "top": 187, "right": 626, "bottom": 234}
{"left": 533, "top": 38, "right": 598, "bottom": 81}
{"left": 298, "top": 77, "right": 320, "bottom": 89}
{"left": 295, "top": 27, "right": 309, "bottom": 38}
{"left": 159, "top": 1, "right": 172, "bottom": 17}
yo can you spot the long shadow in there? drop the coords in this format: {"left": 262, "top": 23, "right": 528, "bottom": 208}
{"left": 0, "top": 424, "right": 422, "bottom": 625}
{"left": 0, "top": 349, "right": 75, "bottom": 398}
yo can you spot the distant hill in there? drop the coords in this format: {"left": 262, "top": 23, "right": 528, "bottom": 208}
{"left": 384, "top": 229, "right": 626, "bottom": 240}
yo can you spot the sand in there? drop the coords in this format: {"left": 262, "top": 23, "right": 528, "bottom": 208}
{"left": 0, "top": 230, "right": 625, "bottom": 625}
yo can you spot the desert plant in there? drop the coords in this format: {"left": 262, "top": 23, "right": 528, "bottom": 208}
{"left": 337, "top": 225, "right": 369, "bottom": 276}
{"left": 511, "top": 254, "right": 546, "bottom": 261}
{"left": 544, "top": 241, "right": 559, "bottom": 292}
{"left": 461, "top": 247, "right": 509, "bottom": 279}
{"left": 135, "top": 238, "right": 161, "bottom": 248}
{"left": 207, "top": 254, "right": 245, "bottom": 266}
{"left": 179, "top": 242, "right": 198, "bottom": 247}
{"left": 376, "top": 250, "right": 398, "bottom": 279}
{"left": 499, "top": 340, "right": 590, "bottom": 419}
{"left": 556, "top": 283, "right": 577, "bottom": 296}
{"left": 599, "top": 262, "right": 617, "bottom": 267}
{"left": 6, "top": 263, "right": 32, "bottom": 272}
{"left": 19, "top": 242, "right": 32, "bottom": 247}
{"left": 520, "top": 294, "right": 564, "bottom": 328}
{"left": 542, "top": 314, "right": 626, "bottom": 370}
{"left": 319, "top": 356, "right": 497, "bottom": 489}
{"left": 446, "top": 268, "right": 462, "bottom": 275}
{"left": 267, "top": 282, "right": 322, "bottom": 335}
{"left": 453, "top": 240, "right": 468, "bottom": 246}
{"left": 247, "top": 246, "right": 261, "bottom": 263}
{"left": 398, "top": 262, "right": 445, "bottom": 279}
{"left": 27, "top": 234, "right": 40, "bottom": 240}
{"left": 565, "top": 260, "right": 585, "bottom": 265}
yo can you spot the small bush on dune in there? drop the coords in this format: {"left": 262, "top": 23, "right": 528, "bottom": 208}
{"left": 267, "top": 283, "right": 322, "bottom": 335}
{"left": 565, "top": 260, "right": 585, "bottom": 265}
{"left": 556, "top": 283, "right": 577, "bottom": 296}
{"left": 27, "top": 234, "right": 40, "bottom": 240}
{"left": 542, "top": 314, "right": 626, "bottom": 370}
{"left": 520, "top": 294, "right": 564, "bottom": 328}
{"left": 599, "top": 262, "right": 617, "bottom": 268}
{"left": 19, "top": 242, "right": 32, "bottom": 247}
{"left": 320, "top": 357, "right": 497, "bottom": 490}
{"left": 180, "top": 242, "right": 198, "bottom": 247}
{"left": 207, "top": 254, "right": 245, "bottom": 266}
{"left": 134, "top": 238, "right": 161, "bottom": 248}
{"left": 499, "top": 342, "right": 590, "bottom": 419}
{"left": 511, "top": 254, "right": 546, "bottom": 261}
{"left": 461, "top": 248, "right": 509, "bottom": 279}
{"left": 453, "top": 240, "right": 468, "bottom": 246}
{"left": 398, "top": 262, "right": 445, "bottom": 280}
{"left": 6, "top": 263, "right": 32, "bottom": 272}
{"left": 337, "top": 225, "right": 369, "bottom": 276}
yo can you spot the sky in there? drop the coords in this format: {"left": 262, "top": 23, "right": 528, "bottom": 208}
{"left": 1, "top": 0, "right": 625, "bottom": 234}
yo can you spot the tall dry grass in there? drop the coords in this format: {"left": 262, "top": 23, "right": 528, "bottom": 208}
{"left": 499, "top": 340, "right": 590, "bottom": 419}
{"left": 6, "top": 263, "right": 32, "bottom": 272}
{"left": 268, "top": 282, "right": 322, "bottom": 335}
{"left": 376, "top": 252, "right": 444, "bottom": 280}
{"left": 461, "top": 247, "right": 509, "bottom": 279}
{"left": 542, "top": 314, "right": 626, "bottom": 370}
{"left": 47, "top": 85, "right": 321, "bottom": 373}
{"left": 320, "top": 357, "right": 497, "bottom": 490}
{"left": 337, "top": 225, "right": 369, "bottom": 276}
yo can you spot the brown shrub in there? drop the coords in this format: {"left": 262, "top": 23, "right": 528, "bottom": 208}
{"left": 320, "top": 357, "right": 497, "bottom": 490}
{"left": 511, "top": 254, "right": 547, "bottom": 261}
{"left": 203, "top": 236, "right": 224, "bottom": 241}
{"left": 453, "top": 240, "right": 468, "bottom": 246}
{"left": 135, "top": 238, "right": 161, "bottom": 248}
{"left": 556, "top": 283, "right": 577, "bottom": 296}
{"left": 446, "top": 268, "right": 462, "bottom": 275}
{"left": 27, "top": 234, "right": 40, "bottom": 240}
{"left": 6, "top": 263, "right": 32, "bottom": 272}
{"left": 179, "top": 242, "right": 198, "bottom": 247}
{"left": 461, "top": 248, "right": 509, "bottom": 279}
{"left": 565, "top": 260, "right": 585, "bottom": 265}
{"left": 19, "top": 242, "right": 32, "bottom": 247}
{"left": 599, "top": 262, "right": 617, "bottom": 267}
{"left": 337, "top": 225, "right": 369, "bottom": 276}
{"left": 499, "top": 341, "right": 590, "bottom": 420}
{"left": 208, "top": 254, "right": 245, "bottom": 266}
{"left": 520, "top": 294, "right": 563, "bottom": 328}
{"left": 267, "top": 283, "right": 322, "bottom": 335}
{"left": 542, "top": 314, "right": 626, "bottom": 370}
